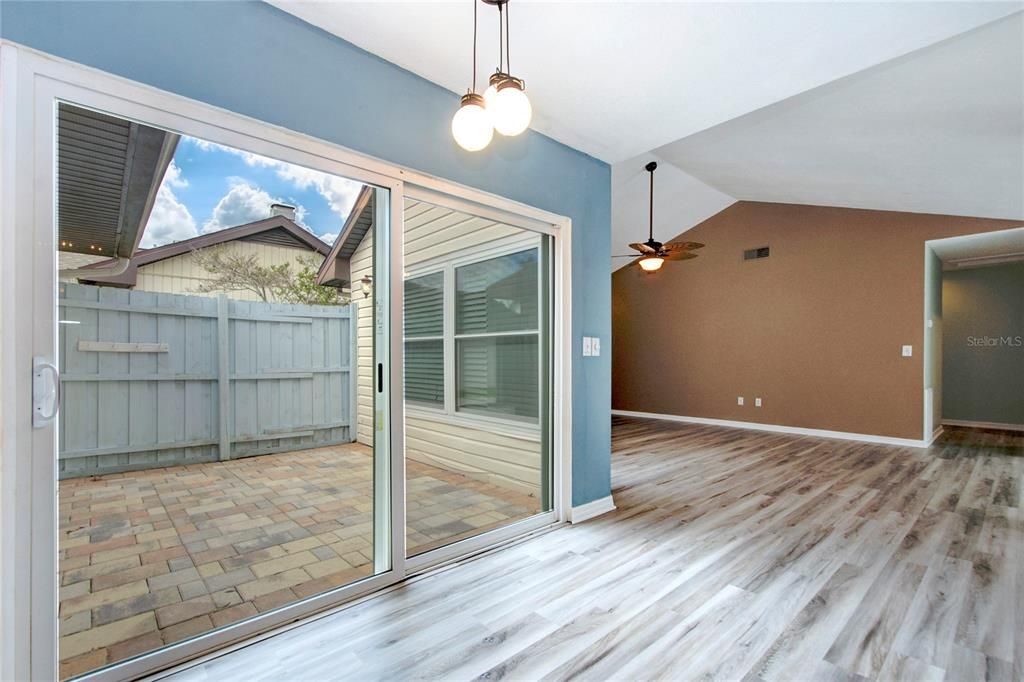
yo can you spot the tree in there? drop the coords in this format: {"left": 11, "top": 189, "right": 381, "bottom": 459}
{"left": 277, "top": 255, "right": 350, "bottom": 306}
{"left": 191, "top": 247, "right": 348, "bottom": 306}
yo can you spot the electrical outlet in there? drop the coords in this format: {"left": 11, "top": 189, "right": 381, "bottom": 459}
{"left": 592, "top": 337, "right": 600, "bottom": 357}
{"left": 755, "top": 398, "right": 762, "bottom": 407}
{"left": 582, "top": 337, "right": 592, "bottom": 357}
{"left": 737, "top": 397, "right": 744, "bottom": 406}
{"left": 902, "top": 345, "right": 913, "bottom": 357}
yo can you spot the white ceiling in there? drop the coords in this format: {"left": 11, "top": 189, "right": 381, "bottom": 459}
{"left": 272, "top": 1, "right": 1024, "bottom": 270}
{"left": 657, "top": 13, "right": 1024, "bottom": 222}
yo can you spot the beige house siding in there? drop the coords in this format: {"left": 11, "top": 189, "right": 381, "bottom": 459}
{"left": 351, "top": 198, "right": 541, "bottom": 497}
{"left": 134, "top": 241, "right": 317, "bottom": 301}
{"left": 350, "top": 226, "right": 376, "bottom": 447}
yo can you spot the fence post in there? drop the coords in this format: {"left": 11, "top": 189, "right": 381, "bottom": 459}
{"left": 349, "top": 300, "right": 358, "bottom": 443}
{"left": 217, "top": 295, "right": 231, "bottom": 461}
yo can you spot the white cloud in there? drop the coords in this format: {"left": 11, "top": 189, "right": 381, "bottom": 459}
{"left": 274, "top": 165, "right": 363, "bottom": 223}
{"left": 293, "top": 204, "right": 309, "bottom": 228}
{"left": 184, "top": 135, "right": 363, "bottom": 224}
{"left": 164, "top": 161, "right": 188, "bottom": 189}
{"left": 202, "top": 181, "right": 279, "bottom": 234}
{"left": 141, "top": 184, "right": 197, "bottom": 248}
{"left": 319, "top": 232, "right": 338, "bottom": 246}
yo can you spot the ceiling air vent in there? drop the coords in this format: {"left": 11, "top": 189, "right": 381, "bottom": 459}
{"left": 744, "top": 246, "right": 770, "bottom": 261}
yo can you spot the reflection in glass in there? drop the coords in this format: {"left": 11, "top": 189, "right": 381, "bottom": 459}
{"left": 402, "top": 198, "right": 551, "bottom": 557}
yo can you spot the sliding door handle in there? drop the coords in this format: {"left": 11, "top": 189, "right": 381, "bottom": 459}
{"left": 377, "top": 363, "right": 383, "bottom": 393}
{"left": 33, "top": 356, "right": 60, "bottom": 428}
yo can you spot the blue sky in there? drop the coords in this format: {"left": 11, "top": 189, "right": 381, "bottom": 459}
{"left": 141, "top": 136, "right": 363, "bottom": 248}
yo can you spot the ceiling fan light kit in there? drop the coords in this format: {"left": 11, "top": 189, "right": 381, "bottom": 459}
{"left": 613, "top": 160, "right": 706, "bottom": 271}
{"left": 452, "top": 0, "right": 532, "bottom": 151}
{"left": 638, "top": 255, "right": 665, "bottom": 272}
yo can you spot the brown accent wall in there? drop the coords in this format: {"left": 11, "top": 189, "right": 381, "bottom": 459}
{"left": 612, "top": 202, "right": 1021, "bottom": 440}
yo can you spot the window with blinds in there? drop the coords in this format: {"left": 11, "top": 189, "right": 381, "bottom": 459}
{"left": 455, "top": 249, "right": 539, "bottom": 421}
{"left": 404, "top": 271, "right": 444, "bottom": 405}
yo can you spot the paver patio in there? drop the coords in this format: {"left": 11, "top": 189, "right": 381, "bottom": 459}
{"left": 58, "top": 443, "right": 540, "bottom": 678}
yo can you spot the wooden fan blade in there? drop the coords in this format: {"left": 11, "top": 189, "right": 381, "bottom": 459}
{"left": 662, "top": 241, "right": 705, "bottom": 252}
{"left": 612, "top": 254, "right": 641, "bottom": 258}
{"left": 628, "top": 242, "right": 656, "bottom": 254}
{"left": 663, "top": 251, "right": 698, "bottom": 261}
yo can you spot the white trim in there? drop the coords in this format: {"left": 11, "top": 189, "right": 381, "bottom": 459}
{"left": 570, "top": 495, "right": 616, "bottom": 523}
{"left": 611, "top": 410, "right": 933, "bottom": 448}
{"left": 942, "top": 419, "right": 1024, "bottom": 433}
{"left": 0, "top": 42, "right": 30, "bottom": 682}
{"left": 930, "top": 425, "right": 945, "bottom": 445}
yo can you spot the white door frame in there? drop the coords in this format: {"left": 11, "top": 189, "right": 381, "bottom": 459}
{"left": 0, "top": 41, "right": 572, "bottom": 681}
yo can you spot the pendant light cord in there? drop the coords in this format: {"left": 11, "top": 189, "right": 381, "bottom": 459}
{"left": 472, "top": 0, "right": 478, "bottom": 92}
{"left": 498, "top": 2, "right": 504, "bottom": 73}
{"left": 505, "top": 1, "right": 511, "bottom": 75}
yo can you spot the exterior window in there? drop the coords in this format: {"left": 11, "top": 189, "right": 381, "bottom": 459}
{"left": 404, "top": 271, "right": 444, "bottom": 405}
{"left": 455, "top": 249, "right": 539, "bottom": 422}
{"left": 404, "top": 245, "right": 541, "bottom": 425}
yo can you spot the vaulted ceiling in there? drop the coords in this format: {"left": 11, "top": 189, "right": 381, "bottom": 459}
{"left": 272, "top": 2, "right": 1024, "bottom": 269}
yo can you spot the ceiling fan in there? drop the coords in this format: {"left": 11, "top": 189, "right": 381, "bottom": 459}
{"left": 614, "top": 161, "right": 704, "bottom": 272}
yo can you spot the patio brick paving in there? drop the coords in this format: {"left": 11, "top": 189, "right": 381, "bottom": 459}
{"left": 58, "top": 443, "right": 540, "bottom": 678}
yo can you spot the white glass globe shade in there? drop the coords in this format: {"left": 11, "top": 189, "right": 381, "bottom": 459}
{"left": 451, "top": 101, "right": 493, "bottom": 152}
{"left": 483, "top": 82, "right": 500, "bottom": 112}
{"left": 492, "top": 85, "right": 532, "bottom": 136}
{"left": 638, "top": 256, "right": 664, "bottom": 272}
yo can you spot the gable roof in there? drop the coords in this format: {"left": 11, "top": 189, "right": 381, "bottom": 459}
{"left": 80, "top": 215, "right": 330, "bottom": 287}
{"left": 316, "top": 185, "right": 374, "bottom": 288}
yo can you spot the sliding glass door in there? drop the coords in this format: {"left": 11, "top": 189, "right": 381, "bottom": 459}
{"left": 49, "top": 101, "right": 395, "bottom": 679}
{"left": 7, "top": 53, "right": 565, "bottom": 681}
{"left": 401, "top": 194, "right": 555, "bottom": 559}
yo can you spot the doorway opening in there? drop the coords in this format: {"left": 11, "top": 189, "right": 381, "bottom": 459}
{"left": 924, "top": 227, "right": 1024, "bottom": 441}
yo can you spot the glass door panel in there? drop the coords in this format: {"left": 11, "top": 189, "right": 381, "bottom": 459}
{"left": 53, "top": 102, "right": 390, "bottom": 679}
{"left": 402, "top": 196, "right": 554, "bottom": 557}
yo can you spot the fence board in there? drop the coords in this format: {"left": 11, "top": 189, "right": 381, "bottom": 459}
{"left": 58, "top": 284, "right": 354, "bottom": 477}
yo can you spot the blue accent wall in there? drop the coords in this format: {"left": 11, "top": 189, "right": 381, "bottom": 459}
{"left": 1, "top": 1, "right": 612, "bottom": 505}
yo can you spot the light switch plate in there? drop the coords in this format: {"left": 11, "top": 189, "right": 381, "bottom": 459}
{"left": 592, "top": 337, "right": 600, "bottom": 356}
{"left": 755, "top": 398, "right": 762, "bottom": 407}
{"left": 582, "top": 337, "right": 592, "bottom": 356}
{"left": 737, "top": 397, "right": 744, "bottom": 406}
{"left": 902, "top": 345, "right": 913, "bottom": 357}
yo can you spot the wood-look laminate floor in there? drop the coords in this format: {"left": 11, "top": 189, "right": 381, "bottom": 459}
{"left": 167, "top": 418, "right": 1023, "bottom": 681}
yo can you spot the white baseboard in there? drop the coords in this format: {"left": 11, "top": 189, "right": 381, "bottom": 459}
{"left": 570, "top": 495, "right": 616, "bottom": 523}
{"left": 930, "top": 425, "right": 945, "bottom": 445}
{"left": 942, "top": 419, "right": 1024, "bottom": 433}
{"left": 612, "top": 409, "right": 931, "bottom": 448}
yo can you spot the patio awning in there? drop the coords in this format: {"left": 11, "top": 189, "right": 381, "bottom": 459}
{"left": 57, "top": 103, "right": 179, "bottom": 259}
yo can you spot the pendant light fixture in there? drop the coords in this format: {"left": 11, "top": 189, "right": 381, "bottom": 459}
{"left": 451, "top": 0, "right": 493, "bottom": 152}
{"left": 482, "top": 0, "right": 532, "bottom": 136}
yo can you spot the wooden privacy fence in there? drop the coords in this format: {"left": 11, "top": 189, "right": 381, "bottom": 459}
{"left": 58, "top": 283, "right": 357, "bottom": 479}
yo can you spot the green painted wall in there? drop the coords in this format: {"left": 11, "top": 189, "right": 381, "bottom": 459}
{"left": 942, "top": 262, "right": 1024, "bottom": 426}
